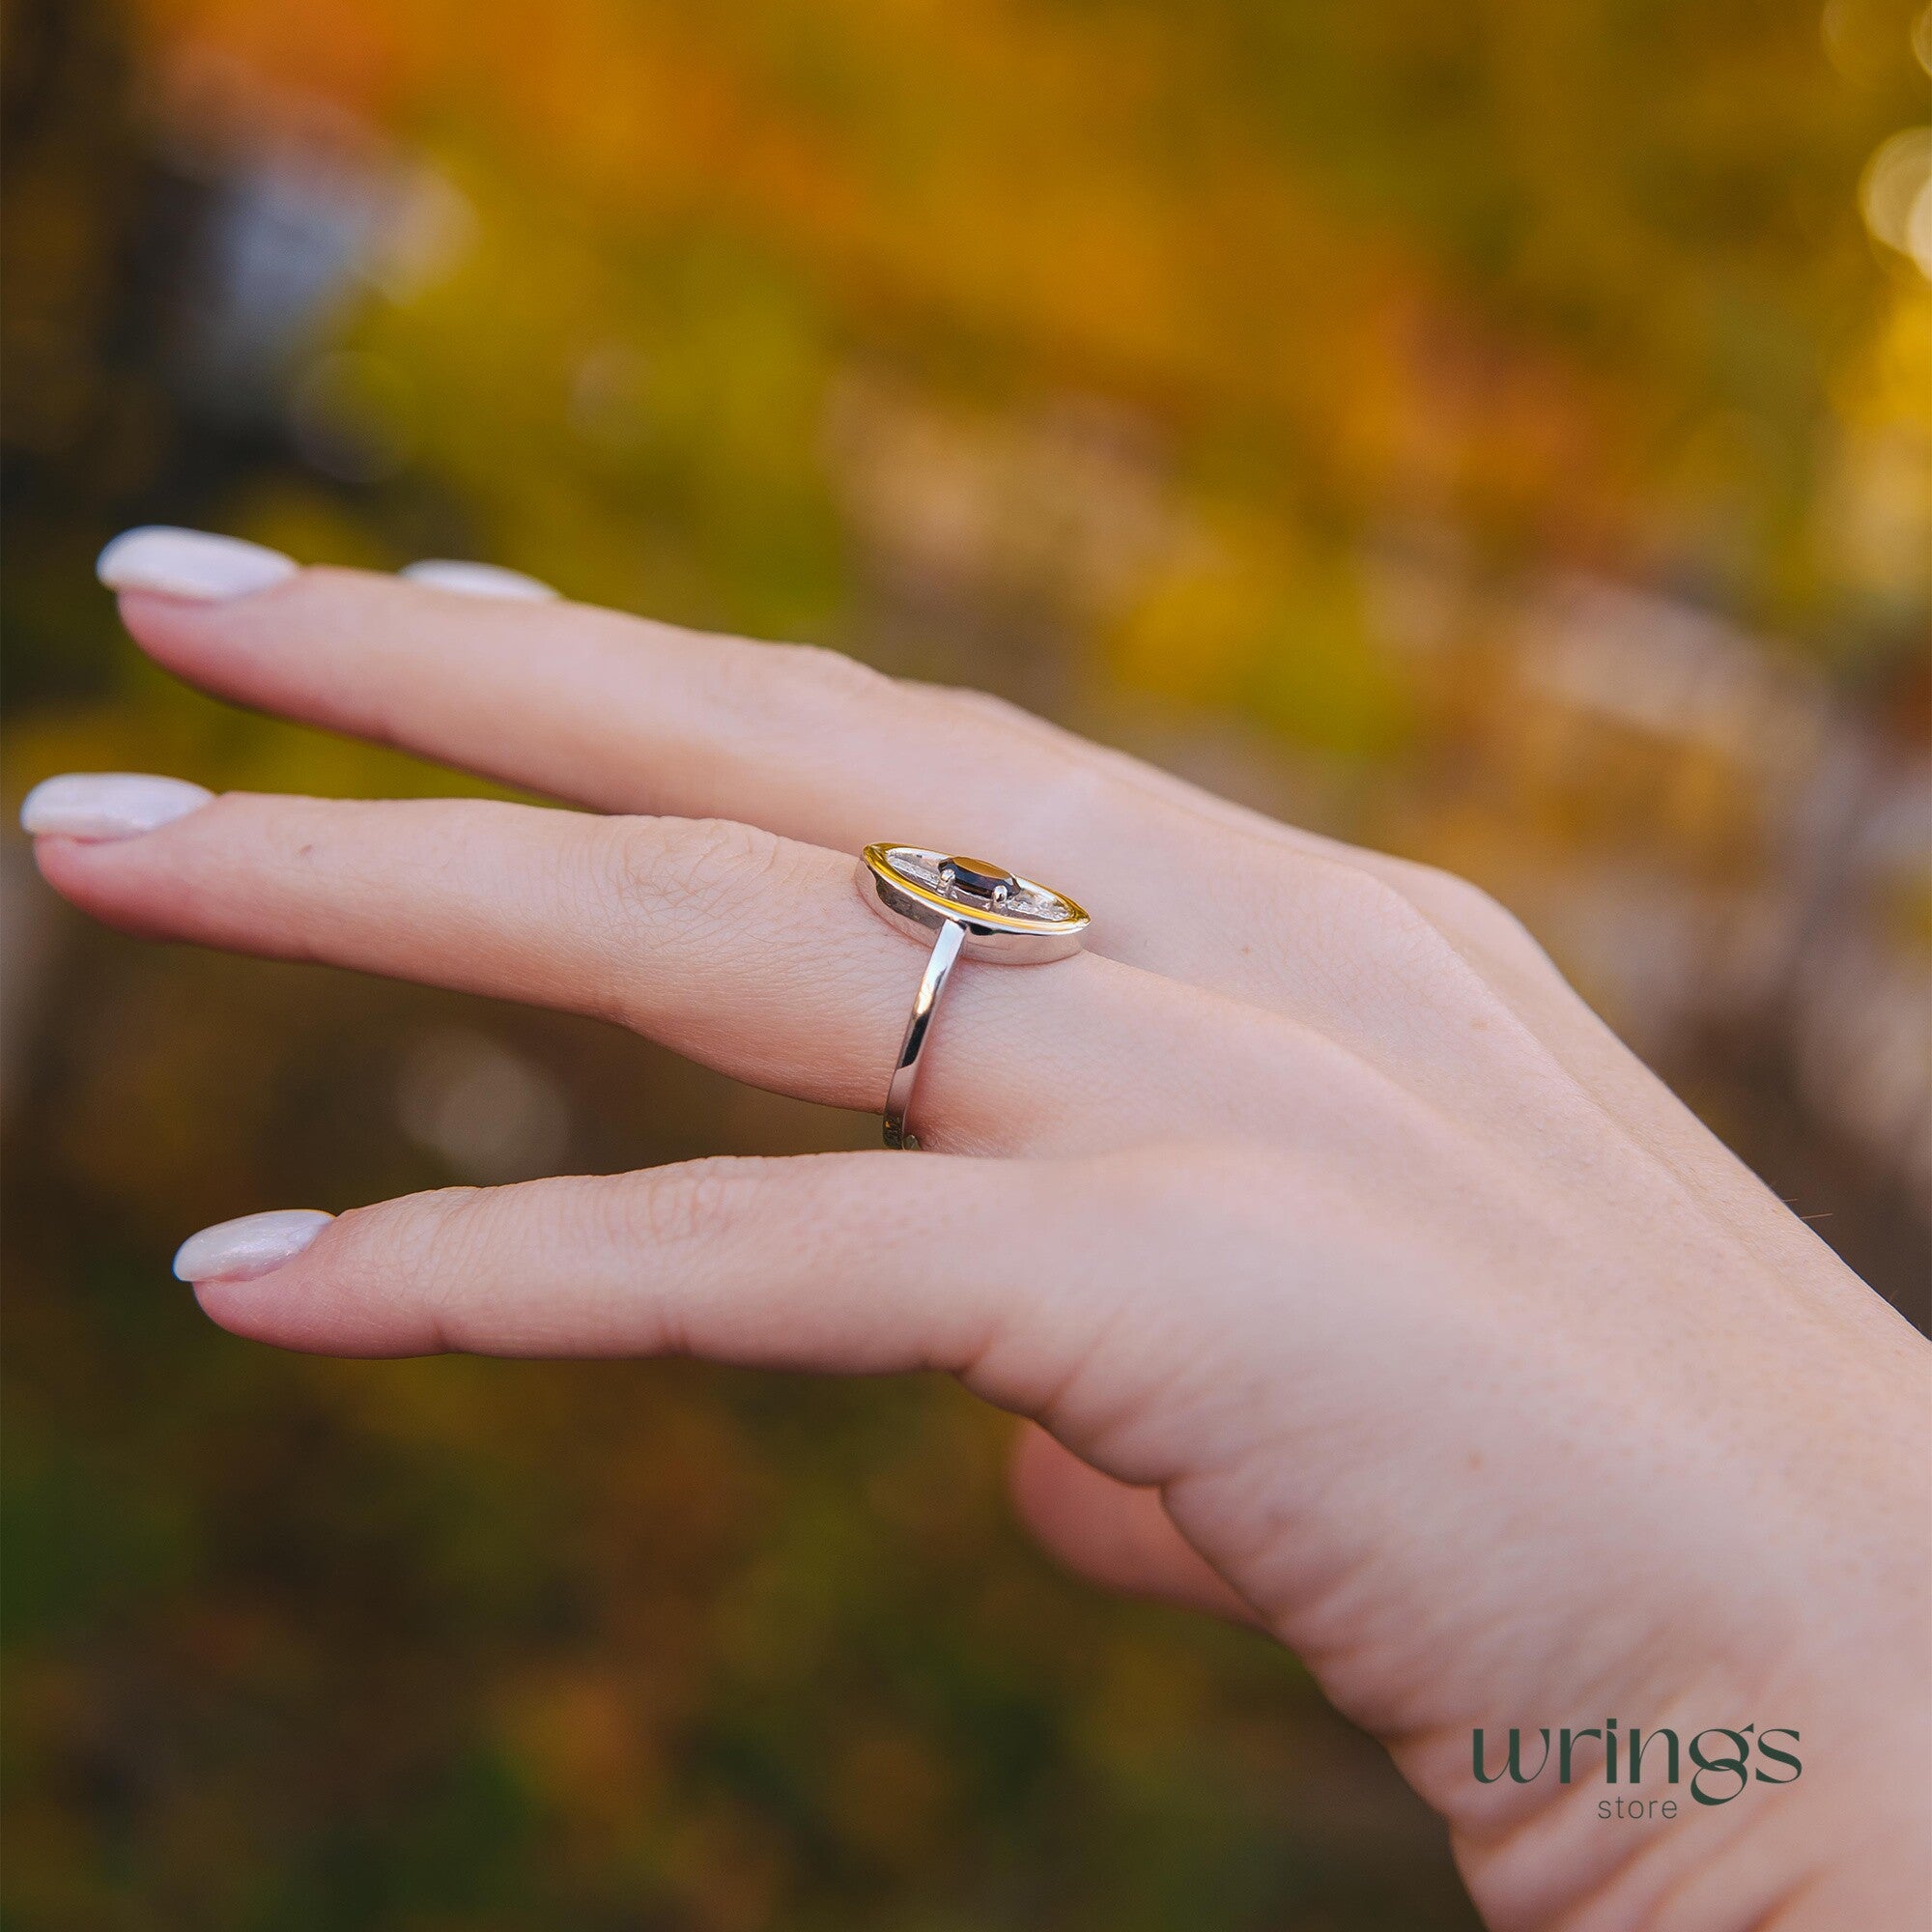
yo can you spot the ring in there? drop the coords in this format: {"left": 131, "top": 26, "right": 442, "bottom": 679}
{"left": 855, "top": 843, "right": 1090, "bottom": 1150}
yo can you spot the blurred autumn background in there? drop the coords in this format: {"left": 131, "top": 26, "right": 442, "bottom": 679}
{"left": 4, "top": 0, "right": 1928, "bottom": 1925}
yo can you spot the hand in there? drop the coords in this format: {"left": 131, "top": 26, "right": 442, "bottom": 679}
{"left": 24, "top": 530, "right": 1930, "bottom": 1931}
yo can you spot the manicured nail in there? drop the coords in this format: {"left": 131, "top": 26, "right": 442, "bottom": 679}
{"left": 20, "top": 772, "right": 214, "bottom": 840}
{"left": 97, "top": 526, "right": 298, "bottom": 602}
{"left": 174, "top": 1208, "right": 333, "bottom": 1284}
{"left": 399, "top": 558, "right": 559, "bottom": 601}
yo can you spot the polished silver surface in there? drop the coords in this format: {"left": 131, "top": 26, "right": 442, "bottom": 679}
{"left": 856, "top": 844, "right": 1089, "bottom": 1150}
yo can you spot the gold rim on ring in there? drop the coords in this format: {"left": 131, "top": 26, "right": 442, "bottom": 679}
{"left": 854, "top": 844, "right": 1089, "bottom": 1150}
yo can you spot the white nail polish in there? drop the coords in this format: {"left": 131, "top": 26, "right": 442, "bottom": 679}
{"left": 174, "top": 1208, "right": 333, "bottom": 1284}
{"left": 399, "top": 559, "right": 559, "bottom": 601}
{"left": 97, "top": 526, "right": 298, "bottom": 602}
{"left": 20, "top": 772, "right": 214, "bottom": 841}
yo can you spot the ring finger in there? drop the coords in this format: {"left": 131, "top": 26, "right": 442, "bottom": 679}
{"left": 28, "top": 788, "right": 1360, "bottom": 1155}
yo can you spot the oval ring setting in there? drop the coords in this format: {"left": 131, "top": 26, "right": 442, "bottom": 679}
{"left": 855, "top": 843, "right": 1089, "bottom": 1149}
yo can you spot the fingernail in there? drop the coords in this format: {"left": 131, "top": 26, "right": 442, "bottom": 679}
{"left": 97, "top": 526, "right": 298, "bottom": 602}
{"left": 174, "top": 1208, "right": 333, "bottom": 1284}
{"left": 20, "top": 772, "right": 214, "bottom": 841}
{"left": 399, "top": 559, "right": 559, "bottom": 601}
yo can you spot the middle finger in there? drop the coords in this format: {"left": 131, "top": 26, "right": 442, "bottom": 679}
{"left": 111, "top": 561, "right": 1537, "bottom": 1007}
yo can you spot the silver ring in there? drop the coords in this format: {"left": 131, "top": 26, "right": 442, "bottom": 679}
{"left": 855, "top": 843, "right": 1089, "bottom": 1150}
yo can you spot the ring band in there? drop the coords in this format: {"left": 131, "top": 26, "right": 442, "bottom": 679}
{"left": 855, "top": 843, "right": 1089, "bottom": 1150}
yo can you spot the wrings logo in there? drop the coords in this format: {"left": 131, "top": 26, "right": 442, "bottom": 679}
{"left": 1472, "top": 1721, "right": 1802, "bottom": 1820}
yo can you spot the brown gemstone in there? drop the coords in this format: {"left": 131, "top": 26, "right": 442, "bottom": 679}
{"left": 940, "top": 856, "right": 1017, "bottom": 901}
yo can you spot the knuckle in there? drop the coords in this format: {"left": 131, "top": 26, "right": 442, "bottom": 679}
{"left": 937, "top": 683, "right": 1040, "bottom": 735}
{"left": 781, "top": 639, "right": 888, "bottom": 697}
{"left": 355, "top": 1185, "right": 491, "bottom": 1332}
{"left": 714, "top": 635, "right": 890, "bottom": 721}
{"left": 1330, "top": 860, "right": 1433, "bottom": 939}
{"left": 1305, "top": 858, "right": 1535, "bottom": 987}
{"left": 1291, "top": 858, "right": 1456, "bottom": 973}
{"left": 622, "top": 1156, "right": 769, "bottom": 1252}
{"left": 1395, "top": 863, "right": 1548, "bottom": 965}
{"left": 1391, "top": 858, "right": 1499, "bottom": 922}
{"left": 591, "top": 814, "right": 789, "bottom": 941}
{"left": 655, "top": 815, "right": 786, "bottom": 908}
{"left": 1302, "top": 844, "right": 1548, "bottom": 975}
{"left": 1349, "top": 857, "right": 1555, "bottom": 987}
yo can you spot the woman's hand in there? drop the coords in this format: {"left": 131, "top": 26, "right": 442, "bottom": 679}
{"left": 23, "top": 531, "right": 1930, "bottom": 1931}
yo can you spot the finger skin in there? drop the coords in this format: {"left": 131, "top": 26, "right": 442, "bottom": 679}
{"left": 112, "top": 567, "right": 1776, "bottom": 1215}
{"left": 163, "top": 1075, "right": 1932, "bottom": 1931}
{"left": 53, "top": 570, "right": 1928, "bottom": 1931}
{"left": 31, "top": 790, "right": 1402, "bottom": 1158}
{"left": 187, "top": 1151, "right": 1208, "bottom": 1477}
{"left": 118, "top": 568, "right": 1116, "bottom": 886}
{"left": 33, "top": 785, "right": 1843, "bottom": 1333}
{"left": 178, "top": 1142, "right": 1310, "bottom": 1524}
{"left": 187, "top": 1153, "right": 1021, "bottom": 1367}
{"left": 112, "top": 569, "right": 1551, "bottom": 994}
{"left": 30, "top": 794, "right": 1075, "bottom": 1143}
